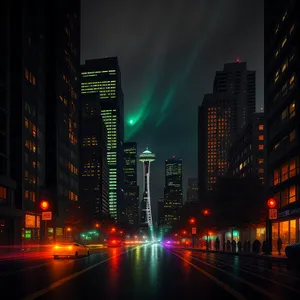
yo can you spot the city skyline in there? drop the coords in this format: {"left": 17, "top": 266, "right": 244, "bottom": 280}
{"left": 81, "top": 0, "right": 264, "bottom": 202}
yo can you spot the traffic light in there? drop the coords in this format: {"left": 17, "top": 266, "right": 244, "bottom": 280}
{"left": 189, "top": 217, "right": 196, "bottom": 225}
{"left": 203, "top": 209, "right": 210, "bottom": 216}
{"left": 267, "top": 198, "right": 277, "bottom": 209}
{"left": 40, "top": 200, "right": 50, "bottom": 211}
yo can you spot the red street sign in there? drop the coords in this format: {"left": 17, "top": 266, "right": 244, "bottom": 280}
{"left": 269, "top": 209, "right": 277, "bottom": 220}
{"left": 192, "top": 227, "right": 197, "bottom": 234}
{"left": 42, "top": 211, "right": 52, "bottom": 221}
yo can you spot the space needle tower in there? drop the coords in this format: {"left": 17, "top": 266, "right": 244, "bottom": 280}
{"left": 139, "top": 148, "right": 155, "bottom": 238}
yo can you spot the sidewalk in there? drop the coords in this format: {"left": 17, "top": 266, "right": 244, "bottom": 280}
{"left": 183, "top": 247, "right": 288, "bottom": 262}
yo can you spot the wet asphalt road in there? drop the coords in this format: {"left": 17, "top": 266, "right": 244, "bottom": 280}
{"left": 0, "top": 244, "right": 300, "bottom": 300}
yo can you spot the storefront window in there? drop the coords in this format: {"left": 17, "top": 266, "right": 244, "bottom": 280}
{"left": 256, "top": 228, "right": 266, "bottom": 243}
{"left": 272, "top": 223, "right": 279, "bottom": 251}
{"left": 290, "top": 220, "right": 296, "bottom": 244}
{"left": 279, "top": 221, "right": 289, "bottom": 251}
{"left": 25, "top": 214, "right": 35, "bottom": 228}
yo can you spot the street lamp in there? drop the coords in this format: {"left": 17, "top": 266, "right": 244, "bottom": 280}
{"left": 189, "top": 217, "right": 197, "bottom": 248}
{"left": 203, "top": 209, "right": 211, "bottom": 251}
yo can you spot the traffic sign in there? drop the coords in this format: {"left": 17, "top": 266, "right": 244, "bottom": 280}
{"left": 269, "top": 209, "right": 277, "bottom": 220}
{"left": 42, "top": 211, "right": 52, "bottom": 221}
{"left": 192, "top": 227, "right": 197, "bottom": 234}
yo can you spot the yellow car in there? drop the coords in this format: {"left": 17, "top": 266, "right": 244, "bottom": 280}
{"left": 53, "top": 242, "right": 90, "bottom": 259}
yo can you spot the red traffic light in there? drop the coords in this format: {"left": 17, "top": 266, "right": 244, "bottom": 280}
{"left": 203, "top": 209, "right": 210, "bottom": 216}
{"left": 189, "top": 217, "right": 196, "bottom": 225}
{"left": 40, "top": 200, "right": 49, "bottom": 211}
{"left": 267, "top": 198, "right": 277, "bottom": 209}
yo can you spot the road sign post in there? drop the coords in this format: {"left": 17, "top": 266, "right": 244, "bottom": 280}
{"left": 266, "top": 198, "right": 278, "bottom": 255}
{"left": 269, "top": 208, "right": 277, "bottom": 220}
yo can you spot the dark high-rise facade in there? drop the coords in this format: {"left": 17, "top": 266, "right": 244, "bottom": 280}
{"left": 7, "top": 0, "right": 47, "bottom": 243}
{"left": 187, "top": 178, "right": 198, "bottom": 203}
{"left": 0, "top": 0, "right": 20, "bottom": 245}
{"left": 198, "top": 61, "right": 256, "bottom": 200}
{"left": 81, "top": 58, "right": 124, "bottom": 221}
{"left": 43, "top": 0, "right": 80, "bottom": 237}
{"left": 163, "top": 157, "right": 182, "bottom": 226}
{"left": 123, "top": 142, "right": 138, "bottom": 226}
{"left": 80, "top": 94, "right": 109, "bottom": 223}
{"left": 265, "top": 0, "right": 300, "bottom": 251}
{"left": 1, "top": 0, "right": 80, "bottom": 244}
{"left": 228, "top": 113, "right": 265, "bottom": 185}
{"left": 214, "top": 62, "right": 256, "bottom": 131}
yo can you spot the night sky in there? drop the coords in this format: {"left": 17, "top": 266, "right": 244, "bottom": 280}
{"left": 81, "top": 0, "right": 264, "bottom": 216}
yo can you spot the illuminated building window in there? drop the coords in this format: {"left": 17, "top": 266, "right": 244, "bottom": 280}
{"left": 25, "top": 118, "right": 29, "bottom": 128}
{"left": 258, "top": 158, "right": 264, "bottom": 164}
{"left": 281, "top": 61, "right": 288, "bottom": 73}
{"left": 25, "top": 170, "right": 29, "bottom": 181}
{"left": 290, "top": 74, "right": 295, "bottom": 86}
{"left": 290, "top": 101, "right": 295, "bottom": 118}
{"left": 24, "top": 190, "right": 29, "bottom": 199}
{"left": 290, "top": 24, "right": 295, "bottom": 35}
{"left": 32, "top": 124, "right": 37, "bottom": 137}
{"left": 282, "top": 12, "right": 287, "bottom": 22}
{"left": 275, "top": 70, "right": 280, "bottom": 83}
{"left": 258, "top": 124, "right": 264, "bottom": 131}
{"left": 258, "top": 135, "right": 264, "bottom": 141}
{"left": 281, "top": 37, "right": 287, "bottom": 48}
{"left": 258, "top": 144, "right": 264, "bottom": 150}
{"left": 0, "top": 186, "right": 7, "bottom": 200}
{"left": 290, "top": 130, "right": 296, "bottom": 142}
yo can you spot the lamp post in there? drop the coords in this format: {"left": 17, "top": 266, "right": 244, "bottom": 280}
{"left": 189, "top": 217, "right": 196, "bottom": 248}
{"left": 203, "top": 209, "right": 210, "bottom": 251}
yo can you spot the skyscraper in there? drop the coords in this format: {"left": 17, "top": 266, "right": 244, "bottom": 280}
{"left": 265, "top": 0, "right": 299, "bottom": 251}
{"left": 79, "top": 94, "right": 109, "bottom": 223}
{"left": 198, "top": 93, "right": 233, "bottom": 198}
{"left": 3, "top": 0, "right": 81, "bottom": 244}
{"left": 187, "top": 178, "right": 198, "bottom": 202}
{"left": 8, "top": 0, "right": 47, "bottom": 243}
{"left": 198, "top": 61, "right": 256, "bottom": 200}
{"left": 0, "top": 0, "right": 20, "bottom": 245}
{"left": 123, "top": 142, "right": 139, "bottom": 226}
{"left": 139, "top": 149, "right": 155, "bottom": 236}
{"left": 43, "top": 0, "right": 81, "bottom": 238}
{"left": 213, "top": 61, "right": 256, "bottom": 130}
{"left": 81, "top": 58, "right": 124, "bottom": 221}
{"left": 163, "top": 157, "right": 182, "bottom": 226}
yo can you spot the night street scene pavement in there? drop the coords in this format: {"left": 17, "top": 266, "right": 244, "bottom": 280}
{"left": 1, "top": 244, "right": 300, "bottom": 300}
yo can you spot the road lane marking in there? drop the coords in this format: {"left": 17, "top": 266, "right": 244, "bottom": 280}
{"left": 185, "top": 250, "right": 300, "bottom": 282}
{"left": 189, "top": 253, "right": 298, "bottom": 291}
{"left": 170, "top": 251, "right": 247, "bottom": 300}
{"left": 173, "top": 250, "right": 279, "bottom": 300}
{"left": 0, "top": 253, "right": 96, "bottom": 277}
{"left": 22, "top": 248, "right": 137, "bottom": 300}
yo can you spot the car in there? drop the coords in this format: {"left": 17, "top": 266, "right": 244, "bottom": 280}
{"left": 285, "top": 242, "right": 300, "bottom": 260}
{"left": 53, "top": 242, "right": 90, "bottom": 259}
{"left": 106, "top": 238, "right": 123, "bottom": 247}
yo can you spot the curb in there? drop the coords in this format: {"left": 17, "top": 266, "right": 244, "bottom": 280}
{"left": 182, "top": 248, "right": 288, "bottom": 262}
